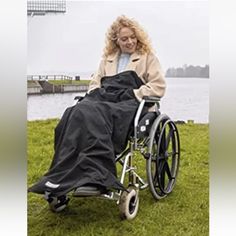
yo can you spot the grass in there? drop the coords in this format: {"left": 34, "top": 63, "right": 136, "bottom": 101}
{"left": 28, "top": 120, "right": 209, "bottom": 236}
{"left": 48, "top": 80, "right": 90, "bottom": 86}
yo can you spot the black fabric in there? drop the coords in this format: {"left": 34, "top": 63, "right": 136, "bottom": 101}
{"left": 28, "top": 71, "right": 147, "bottom": 197}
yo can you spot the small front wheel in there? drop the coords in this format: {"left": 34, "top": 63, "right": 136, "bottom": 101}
{"left": 119, "top": 187, "right": 139, "bottom": 220}
{"left": 46, "top": 194, "right": 69, "bottom": 213}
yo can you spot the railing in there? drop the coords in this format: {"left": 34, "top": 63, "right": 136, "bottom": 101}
{"left": 27, "top": 75, "right": 73, "bottom": 81}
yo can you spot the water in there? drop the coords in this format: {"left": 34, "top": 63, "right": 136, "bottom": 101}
{"left": 161, "top": 77, "right": 209, "bottom": 123}
{"left": 27, "top": 77, "right": 209, "bottom": 123}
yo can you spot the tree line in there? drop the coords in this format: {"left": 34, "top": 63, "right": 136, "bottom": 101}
{"left": 165, "top": 64, "right": 209, "bottom": 78}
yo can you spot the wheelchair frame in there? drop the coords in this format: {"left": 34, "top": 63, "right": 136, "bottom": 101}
{"left": 96, "top": 96, "right": 181, "bottom": 220}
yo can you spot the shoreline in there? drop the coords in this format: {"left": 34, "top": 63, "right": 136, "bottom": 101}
{"left": 27, "top": 80, "right": 89, "bottom": 95}
{"left": 27, "top": 118, "right": 209, "bottom": 125}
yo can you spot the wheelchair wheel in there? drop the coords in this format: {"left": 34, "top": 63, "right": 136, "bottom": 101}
{"left": 146, "top": 114, "right": 180, "bottom": 200}
{"left": 119, "top": 187, "right": 139, "bottom": 220}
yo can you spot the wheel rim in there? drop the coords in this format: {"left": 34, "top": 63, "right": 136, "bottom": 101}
{"left": 156, "top": 119, "right": 180, "bottom": 194}
{"left": 129, "top": 195, "right": 137, "bottom": 214}
{"left": 147, "top": 116, "right": 180, "bottom": 198}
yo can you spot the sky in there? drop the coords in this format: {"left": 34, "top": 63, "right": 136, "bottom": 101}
{"left": 27, "top": 0, "right": 209, "bottom": 78}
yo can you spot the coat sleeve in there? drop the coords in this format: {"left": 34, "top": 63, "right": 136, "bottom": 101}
{"left": 133, "top": 53, "right": 166, "bottom": 101}
{"left": 88, "top": 59, "right": 105, "bottom": 93}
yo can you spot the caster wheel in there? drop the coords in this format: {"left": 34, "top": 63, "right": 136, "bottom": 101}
{"left": 119, "top": 187, "right": 139, "bottom": 220}
{"left": 45, "top": 193, "right": 69, "bottom": 213}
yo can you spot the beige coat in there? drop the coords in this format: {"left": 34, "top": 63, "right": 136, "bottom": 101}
{"left": 88, "top": 51, "right": 166, "bottom": 101}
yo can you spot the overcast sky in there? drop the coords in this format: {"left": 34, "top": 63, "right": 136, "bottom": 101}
{"left": 27, "top": 0, "right": 209, "bottom": 77}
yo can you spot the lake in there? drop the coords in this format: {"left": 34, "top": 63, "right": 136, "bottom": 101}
{"left": 27, "top": 77, "right": 209, "bottom": 123}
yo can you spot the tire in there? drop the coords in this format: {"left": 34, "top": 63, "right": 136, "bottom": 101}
{"left": 119, "top": 187, "right": 139, "bottom": 220}
{"left": 146, "top": 114, "right": 180, "bottom": 200}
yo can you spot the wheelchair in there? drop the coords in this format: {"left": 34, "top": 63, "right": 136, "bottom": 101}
{"left": 50, "top": 96, "right": 180, "bottom": 220}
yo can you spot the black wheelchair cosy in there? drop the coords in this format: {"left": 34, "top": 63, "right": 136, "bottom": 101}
{"left": 28, "top": 71, "right": 149, "bottom": 197}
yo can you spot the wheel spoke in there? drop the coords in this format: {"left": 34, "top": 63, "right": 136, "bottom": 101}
{"left": 166, "top": 128, "right": 173, "bottom": 149}
{"left": 165, "top": 162, "right": 173, "bottom": 180}
{"left": 160, "top": 165, "right": 166, "bottom": 189}
{"left": 157, "top": 154, "right": 165, "bottom": 161}
{"left": 160, "top": 128, "right": 166, "bottom": 154}
{"left": 169, "top": 151, "right": 180, "bottom": 157}
{"left": 157, "top": 159, "right": 164, "bottom": 173}
{"left": 167, "top": 151, "right": 177, "bottom": 158}
{"left": 153, "top": 172, "right": 158, "bottom": 186}
{"left": 157, "top": 161, "right": 165, "bottom": 187}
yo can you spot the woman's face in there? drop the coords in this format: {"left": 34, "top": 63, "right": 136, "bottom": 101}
{"left": 117, "top": 27, "right": 137, "bottom": 54}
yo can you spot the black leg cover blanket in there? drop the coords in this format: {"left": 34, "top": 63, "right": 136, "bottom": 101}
{"left": 28, "top": 71, "right": 147, "bottom": 197}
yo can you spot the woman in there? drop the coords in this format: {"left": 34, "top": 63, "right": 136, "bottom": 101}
{"left": 89, "top": 15, "right": 165, "bottom": 101}
{"left": 28, "top": 15, "right": 166, "bottom": 212}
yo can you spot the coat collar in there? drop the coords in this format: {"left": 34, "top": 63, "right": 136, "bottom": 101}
{"left": 106, "top": 51, "right": 141, "bottom": 74}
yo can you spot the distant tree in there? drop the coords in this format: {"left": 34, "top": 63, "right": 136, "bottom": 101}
{"left": 165, "top": 64, "right": 209, "bottom": 78}
{"left": 200, "top": 65, "right": 209, "bottom": 77}
{"left": 166, "top": 68, "right": 175, "bottom": 77}
{"left": 184, "top": 65, "right": 194, "bottom": 77}
{"left": 176, "top": 67, "right": 184, "bottom": 77}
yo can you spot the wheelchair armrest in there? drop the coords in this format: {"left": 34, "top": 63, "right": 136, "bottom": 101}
{"left": 142, "top": 96, "right": 160, "bottom": 109}
{"left": 143, "top": 96, "right": 161, "bottom": 103}
{"left": 74, "top": 96, "right": 84, "bottom": 102}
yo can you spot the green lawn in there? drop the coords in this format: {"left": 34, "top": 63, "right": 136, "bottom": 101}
{"left": 28, "top": 120, "right": 209, "bottom": 236}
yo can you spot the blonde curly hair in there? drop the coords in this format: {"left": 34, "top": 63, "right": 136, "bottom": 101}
{"left": 103, "top": 15, "right": 153, "bottom": 57}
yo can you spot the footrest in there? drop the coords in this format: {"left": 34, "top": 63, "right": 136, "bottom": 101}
{"left": 73, "top": 186, "right": 102, "bottom": 197}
